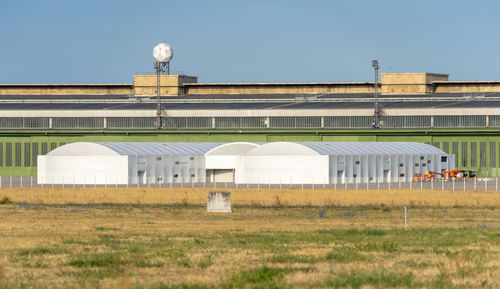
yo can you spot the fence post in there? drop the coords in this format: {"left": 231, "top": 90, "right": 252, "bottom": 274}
{"left": 442, "top": 180, "right": 444, "bottom": 190}
{"left": 496, "top": 177, "right": 498, "bottom": 191}
{"left": 420, "top": 179, "right": 423, "bottom": 190}
{"left": 474, "top": 178, "right": 477, "bottom": 191}
{"left": 452, "top": 180, "right": 455, "bottom": 191}
{"left": 485, "top": 179, "right": 487, "bottom": 191}
{"left": 20, "top": 176, "right": 23, "bottom": 188}
{"left": 463, "top": 178, "right": 466, "bottom": 191}
{"left": 10, "top": 176, "right": 12, "bottom": 188}
{"left": 30, "top": 176, "right": 33, "bottom": 188}
{"left": 431, "top": 178, "right": 434, "bottom": 190}
{"left": 404, "top": 205, "right": 408, "bottom": 231}
{"left": 388, "top": 181, "right": 391, "bottom": 190}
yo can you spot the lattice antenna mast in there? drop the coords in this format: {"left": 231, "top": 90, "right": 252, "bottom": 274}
{"left": 371, "top": 60, "right": 380, "bottom": 129}
{"left": 152, "top": 43, "right": 173, "bottom": 129}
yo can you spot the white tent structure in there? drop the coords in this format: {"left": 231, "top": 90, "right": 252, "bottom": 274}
{"left": 37, "top": 142, "right": 223, "bottom": 185}
{"left": 37, "top": 141, "right": 452, "bottom": 185}
{"left": 235, "top": 142, "right": 454, "bottom": 184}
{"left": 205, "top": 142, "right": 261, "bottom": 183}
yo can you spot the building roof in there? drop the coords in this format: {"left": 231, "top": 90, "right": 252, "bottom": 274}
{"left": 47, "top": 142, "right": 224, "bottom": 156}
{"left": 2, "top": 99, "right": 500, "bottom": 111}
{"left": 246, "top": 142, "right": 446, "bottom": 156}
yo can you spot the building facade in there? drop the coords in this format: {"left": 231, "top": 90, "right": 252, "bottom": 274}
{"left": 1, "top": 72, "right": 500, "bottom": 177}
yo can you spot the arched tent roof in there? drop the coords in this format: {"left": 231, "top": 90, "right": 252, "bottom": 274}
{"left": 246, "top": 142, "right": 446, "bottom": 156}
{"left": 47, "top": 142, "right": 224, "bottom": 156}
{"left": 246, "top": 142, "right": 320, "bottom": 155}
{"left": 46, "top": 142, "right": 120, "bottom": 156}
{"left": 205, "top": 142, "right": 261, "bottom": 156}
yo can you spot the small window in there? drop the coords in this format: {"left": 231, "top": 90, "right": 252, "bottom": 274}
{"left": 190, "top": 174, "right": 195, "bottom": 178}
{"left": 175, "top": 161, "right": 180, "bottom": 165}
{"left": 399, "top": 163, "right": 404, "bottom": 167}
{"left": 427, "top": 160, "right": 431, "bottom": 164}
{"left": 415, "top": 163, "right": 419, "bottom": 167}
{"left": 355, "top": 161, "right": 360, "bottom": 165}
{"left": 399, "top": 173, "right": 405, "bottom": 177}
{"left": 422, "top": 163, "right": 426, "bottom": 167}
{"left": 420, "top": 156, "right": 424, "bottom": 160}
{"left": 173, "top": 174, "right": 178, "bottom": 178}
{"left": 369, "top": 177, "right": 374, "bottom": 181}
{"left": 189, "top": 157, "right": 195, "bottom": 161}
{"left": 156, "top": 177, "right": 163, "bottom": 182}
{"left": 441, "top": 156, "right": 448, "bottom": 162}
{"left": 156, "top": 157, "right": 162, "bottom": 161}
{"left": 353, "top": 174, "right": 357, "bottom": 178}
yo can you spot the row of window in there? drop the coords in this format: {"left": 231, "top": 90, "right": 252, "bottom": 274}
{"left": 0, "top": 142, "right": 61, "bottom": 167}
{"left": 0, "top": 116, "right": 498, "bottom": 129}
{"left": 433, "top": 141, "right": 496, "bottom": 168}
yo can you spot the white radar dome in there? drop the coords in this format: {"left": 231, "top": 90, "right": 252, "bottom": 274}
{"left": 152, "top": 43, "right": 173, "bottom": 63}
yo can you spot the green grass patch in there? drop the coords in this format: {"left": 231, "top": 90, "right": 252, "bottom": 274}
{"left": 224, "top": 266, "right": 289, "bottom": 289}
{"left": 327, "top": 269, "right": 415, "bottom": 289}
{"left": 354, "top": 240, "right": 399, "bottom": 252}
{"left": 95, "top": 226, "right": 121, "bottom": 231}
{"left": 69, "top": 252, "right": 128, "bottom": 267}
{"left": 0, "top": 196, "right": 12, "bottom": 204}
{"left": 326, "top": 247, "right": 366, "bottom": 263}
{"left": 18, "top": 245, "right": 67, "bottom": 256}
{"left": 268, "top": 254, "right": 319, "bottom": 264}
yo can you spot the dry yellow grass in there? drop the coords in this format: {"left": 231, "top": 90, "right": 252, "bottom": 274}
{"left": 1, "top": 204, "right": 500, "bottom": 288}
{"left": 0, "top": 187, "right": 499, "bottom": 207}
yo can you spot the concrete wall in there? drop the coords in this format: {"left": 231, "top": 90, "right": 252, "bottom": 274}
{"left": 0, "top": 84, "right": 132, "bottom": 95}
{"left": 133, "top": 75, "right": 198, "bottom": 96}
{"left": 381, "top": 73, "right": 449, "bottom": 94}
{"left": 4, "top": 72, "right": 500, "bottom": 96}
{"left": 184, "top": 83, "right": 375, "bottom": 95}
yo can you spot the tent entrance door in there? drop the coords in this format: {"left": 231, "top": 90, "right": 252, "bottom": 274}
{"left": 337, "top": 170, "right": 344, "bottom": 184}
{"left": 138, "top": 171, "right": 145, "bottom": 184}
{"left": 211, "top": 169, "right": 234, "bottom": 183}
{"left": 383, "top": 170, "right": 390, "bottom": 183}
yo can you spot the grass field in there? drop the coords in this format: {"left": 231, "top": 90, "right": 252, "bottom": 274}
{"left": 1, "top": 188, "right": 500, "bottom": 288}
{"left": 1, "top": 187, "right": 499, "bottom": 207}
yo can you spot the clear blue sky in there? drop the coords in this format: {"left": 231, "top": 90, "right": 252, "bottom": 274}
{"left": 1, "top": 0, "right": 499, "bottom": 84}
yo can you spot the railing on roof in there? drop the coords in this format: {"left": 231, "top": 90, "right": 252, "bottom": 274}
{"left": 0, "top": 115, "right": 495, "bottom": 130}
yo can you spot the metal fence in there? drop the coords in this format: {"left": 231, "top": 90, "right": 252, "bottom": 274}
{"left": 3, "top": 175, "right": 500, "bottom": 191}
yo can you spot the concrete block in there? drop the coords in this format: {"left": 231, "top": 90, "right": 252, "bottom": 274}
{"left": 207, "top": 191, "right": 231, "bottom": 213}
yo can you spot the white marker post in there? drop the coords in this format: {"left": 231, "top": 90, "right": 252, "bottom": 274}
{"left": 404, "top": 205, "right": 408, "bottom": 230}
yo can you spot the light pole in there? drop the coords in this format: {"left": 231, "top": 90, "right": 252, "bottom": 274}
{"left": 152, "top": 43, "right": 173, "bottom": 129}
{"left": 371, "top": 60, "right": 380, "bottom": 129}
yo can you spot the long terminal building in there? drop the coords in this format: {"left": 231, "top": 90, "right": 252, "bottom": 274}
{"left": 2, "top": 71, "right": 500, "bottom": 177}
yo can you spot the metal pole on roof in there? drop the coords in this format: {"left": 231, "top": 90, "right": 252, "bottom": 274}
{"left": 371, "top": 60, "right": 380, "bottom": 129}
